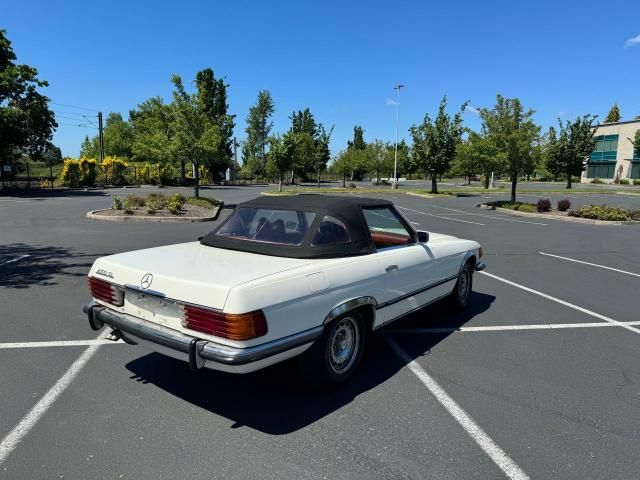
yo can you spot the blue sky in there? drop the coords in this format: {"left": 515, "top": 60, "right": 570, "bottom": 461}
{"left": 3, "top": 0, "right": 640, "bottom": 158}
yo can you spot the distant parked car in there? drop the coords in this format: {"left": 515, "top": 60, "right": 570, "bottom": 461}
{"left": 84, "top": 195, "right": 485, "bottom": 386}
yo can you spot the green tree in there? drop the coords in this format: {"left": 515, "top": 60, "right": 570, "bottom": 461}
{"left": 544, "top": 126, "right": 564, "bottom": 182}
{"left": 0, "top": 29, "right": 57, "bottom": 168}
{"left": 193, "top": 68, "right": 234, "bottom": 181}
{"left": 553, "top": 115, "right": 598, "bottom": 188}
{"left": 129, "top": 97, "right": 177, "bottom": 175}
{"left": 410, "top": 96, "right": 467, "bottom": 194}
{"left": 169, "top": 73, "right": 221, "bottom": 198}
{"left": 629, "top": 130, "right": 640, "bottom": 158}
{"left": 346, "top": 125, "right": 367, "bottom": 180}
{"left": 268, "top": 132, "right": 296, "bottom": 192}
{"left": 366, "top": 140, "right": 393, "bottom": 184}
{"left": 454, "top": 131, "right": 503, "bottom": 188}
{"left": 103, "top": 112, "right": 133, "bottom": 159}
{"left": 604, "top": 104, "right": 621, "bottom": 123}
{"left": 242, "top": 90, "right": 275, "bottom": 175}
{"left": 394, "top": 140, "right": 415, "bottom": 178}
{"left": 348, "top": 126, "right": 366, "bottom": 150}
{"left": 313, "top": 124, "right": 333, "bottom": 186}
{"left": 479, "top": 95, "right": 540, "bottom": 202}
{"left": 79, "top": 135, "right": 98, "bottom": 159}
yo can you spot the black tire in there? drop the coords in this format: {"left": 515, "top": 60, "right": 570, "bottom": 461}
{"left": 450, "top": 261, "right": 473, "bottom": 310}
{"left": 299, "top": 310, "right": 367, "bottom": 389}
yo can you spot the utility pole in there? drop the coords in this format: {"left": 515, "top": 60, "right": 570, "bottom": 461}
{"left": 98, "top": 112, "right": 105, "bottom": 163}
{"left": 233, "top": 137, "right": 239, "bottom": 182}
{"left": 393, "top": 84, "right": 404, "bottom": 189}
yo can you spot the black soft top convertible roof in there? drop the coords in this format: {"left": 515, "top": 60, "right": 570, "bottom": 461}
{"left": 200, "top": 195, "right": 405, "bottom": 259}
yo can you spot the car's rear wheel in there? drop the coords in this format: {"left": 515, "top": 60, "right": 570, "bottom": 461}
{"left": 299, "top": 310, "right": 366, "bottom": 388}
{"left": 450, "top": 261, "right": 473, "bottom": 310}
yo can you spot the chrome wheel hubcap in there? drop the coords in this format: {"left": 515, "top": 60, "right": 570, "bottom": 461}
{"left": 328, "top": 317, "right": 359, "bottom": 374}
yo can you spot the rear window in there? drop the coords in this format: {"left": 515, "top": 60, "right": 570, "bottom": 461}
{"left": 216, "top": 207, "right": 316, "bottom": 245}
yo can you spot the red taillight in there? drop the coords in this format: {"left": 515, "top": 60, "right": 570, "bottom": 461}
{"left": 181, "top": 304, "right": 268, "bottom": 341}
{"left": 88, "top": 276, "right": 124, "bottom": 307}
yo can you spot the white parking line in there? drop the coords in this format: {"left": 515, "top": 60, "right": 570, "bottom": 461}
{"left": 0, "top": 254, "right": 30, "bottom": 267}
{"left": 0, "top": 339, "right": 123, "bottom": 349}
{"left": 385, "top": 336, "right": 530, "bottom": 480}
{"left": 539, "top": 252, "right": 640, "bottom": 278}
{"left": 388, "top": 320, "right": 640, "bottom": 334}
{"left": 479, "top": 271, "right": 640, "bottom": 335}
{"left": 397, "top": 206, "right": 486, "bottom": 225}
{"left": 429, "top": 205, "right": 548, "bottom": 226}
{"left": 0, "top": 332, "right": 106, "bottom": 465}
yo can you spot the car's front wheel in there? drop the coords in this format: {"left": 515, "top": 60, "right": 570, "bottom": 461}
{"left": 450, "top": 261, "right": 473, "bottom": 310}
{"left": 299, "top": 310, "right": 366, "bottom": 388}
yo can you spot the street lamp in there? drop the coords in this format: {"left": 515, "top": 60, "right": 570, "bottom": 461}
{"left": 393, "top": 84, "right": 404, "bottom": 189}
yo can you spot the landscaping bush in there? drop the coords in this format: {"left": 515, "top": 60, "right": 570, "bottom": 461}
{"left": 171, "top": 193, "right": 186, "bottom": 205}
{"left": 123, "top": 195, "right": 146, "bottom": 211}
{"left": 186, "top": 196, "right": 219, "bottom": 209}
{"left": 536, "top": 199, "right": 551, "bottom": 212}
{"left": 146, "top": 206, "right": 157, "bottom": 215}
{"left": 630, "top": 210, "right": 640, "bottom": 221}
{"left": 167, "top": 195, "right": 184, "bottom": 215}
{"left": 146, "top": 193, "right": 167, "bottom": 210}
{"left": 557, "top": 199, "right": 571, "bottom": 211}
{"left": 634, "top": 179, "right": 640, "bottom": 186}
{"left": 590, "top": 178, "right": 604, "bottom": 184}
{"left": 618, "top": 178, "right": 630, "bottom": 185}
{"left": 348, "top": 182, "right": 357, "bottom": 189}
{"left": 517, "top": 204, "right": 537, "bottom": 213}
{"left": 59, "top": 159, "right": 82, "bottom": 187}
{"left": 568, "top": 205, "right": 631, "bottom": 221}
{"left": 102, "top": 156, "right": 128, "bottom": 185}
{"left": 111, "top": 195, "right": 123, "bottom": 210}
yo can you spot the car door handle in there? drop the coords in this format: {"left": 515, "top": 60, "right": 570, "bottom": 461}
{"left": 385, "top": 265, "right": 399, "bottom": 272}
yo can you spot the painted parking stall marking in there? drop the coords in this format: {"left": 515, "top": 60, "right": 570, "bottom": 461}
{"left": 388, "top": 320, "right": 640, "bottom": 334}
{"left": 0, "top": 339, "right": 124, "bottom": 349}
{"left": 539, "top": 252, "right": 640, "bottom": 278}
{"left": 385, "top": 336, "right": 530, "bottom": 480}
{"left": 429, "top": 205, "right": 548, "bottom": 226}
{"left": 0, "top": 331, "right": 108, "bottom": 466}
{"left": 397, "top": 206, "right": 486, "bottom": 225}
{"left": 479, "top": 271, "right": 640, "bottom": 335}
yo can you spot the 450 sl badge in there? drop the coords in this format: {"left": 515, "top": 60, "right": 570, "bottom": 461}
{"left": 95, "top": 269, "right": 113, "bottom": 279}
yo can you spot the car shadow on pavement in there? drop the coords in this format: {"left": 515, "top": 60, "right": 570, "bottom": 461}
{"left": 125, "top": 291, "right": 495, "bottom": 435}
{"left": 0, "top": 243, "right": 111, "bottom": 288}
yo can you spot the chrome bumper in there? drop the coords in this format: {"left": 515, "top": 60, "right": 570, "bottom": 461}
{"left": 83, "top": 302, "right": 322, "bottom": 371}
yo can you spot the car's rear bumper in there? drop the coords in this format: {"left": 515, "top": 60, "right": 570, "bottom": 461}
{"left": 83, "top": 302, "right": 322, "bottom": 373}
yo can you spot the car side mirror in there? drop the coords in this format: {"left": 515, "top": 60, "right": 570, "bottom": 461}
{"left": 417, "top": 231, "right": 429, "bottom": 243}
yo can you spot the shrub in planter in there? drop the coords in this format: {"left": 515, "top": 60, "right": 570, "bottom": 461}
{"left": 557, "top": 199, "right": 571, "bottom": 211}
{"left": 590, "top": 178, "right": 604, "bottom": 184}
{"left": 123, "top": 195, "right": 145, "bottom": 211}
{"left": 146, "top": 193, "right": 167, "bottom": 210}
{"left": 629, "top": 210, "right": 640, "bottom": 221}
{"left": 618, "top": 178, "right": 630, "bottom": 185}
{"left": 633, "top": 179, "right": 640, "bottom": 186}
{"left": 568, "top": 205, "right": 631, "bottom": 221}
{"left": 171, "top": 193, "right": 186, "bottom": 206}
{"left": 348, "top": 182, "right": 357, "bottom": 189}
{"left": 517, "top": 203, "right": 537, "bottom": 213}
{"left": 536, "top": 198, "right": 551, "bottom": 212}
{"left": 146, "top": 207, "right": 156, "bottom": 215}
{"left": 166, "top": 197, "right": 184, "bottom": 215}
{"left": 186, "top": 196, "right": 219, "bottom": 209}
{"left": 111, "top": 195, "right": 123, "bottom": 210}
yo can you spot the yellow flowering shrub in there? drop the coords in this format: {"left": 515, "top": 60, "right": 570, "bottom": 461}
{"left": 102, "top": 156, "right": 128, "bottom": 185}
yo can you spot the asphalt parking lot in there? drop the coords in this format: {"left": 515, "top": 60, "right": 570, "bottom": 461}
{"left": 1, "top": 185, "right": 640, "bottom": 479}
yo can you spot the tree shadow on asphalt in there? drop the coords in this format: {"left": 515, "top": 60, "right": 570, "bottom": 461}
{"left": 125, "top": 291, "right": 495, "bottom": 434}
{"left": 0, "top": 189, "right": 110, "bottom": 199}
{"left": 0, "top": 243, "right": 110, "bottom": 288}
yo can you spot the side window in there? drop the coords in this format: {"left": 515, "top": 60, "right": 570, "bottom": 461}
{"left": 311, "top": 216, "right": 352, "bottom": 245}
{"left": 362, "top": 207, "right": 413, "bottom": 250}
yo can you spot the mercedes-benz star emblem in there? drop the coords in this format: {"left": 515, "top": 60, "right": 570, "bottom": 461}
{"left": 140, "top": 273, "right": 153, "bottom": 290}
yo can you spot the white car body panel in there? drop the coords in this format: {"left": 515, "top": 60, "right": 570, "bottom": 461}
{"left": 89, "top": 234, "right": 480, "bottom": 352}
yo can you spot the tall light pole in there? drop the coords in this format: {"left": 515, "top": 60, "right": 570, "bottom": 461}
{"left": 393, "top": 84, "right": 404, "bottom": 188}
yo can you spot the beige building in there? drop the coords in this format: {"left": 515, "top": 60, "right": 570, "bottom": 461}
{"left": 581, "top": 119, "right": 640, "bottom": 183}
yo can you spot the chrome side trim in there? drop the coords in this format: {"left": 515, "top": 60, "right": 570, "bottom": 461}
{"left": 373, "top": 290, "right": 454, "bottom": 330}
{"left": 323, "top": 296, "right": 378, "bottom": 325}
{"left": 89, "top": 305, "right": 323, "bottom": 366}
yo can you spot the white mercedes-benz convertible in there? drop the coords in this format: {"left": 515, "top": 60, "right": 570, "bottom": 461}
{"left": 84, "top": 195, "right": 485, "bottom": 386}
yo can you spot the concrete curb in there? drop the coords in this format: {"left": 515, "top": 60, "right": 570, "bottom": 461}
{"left": 405, "top": 191, "right": 435, "bottom": 199}
{"left": 476, "top": 204, "right": 640, "bottom": 226}
{"left": 86, "top": 206, "right": 221, "bottom": 223}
